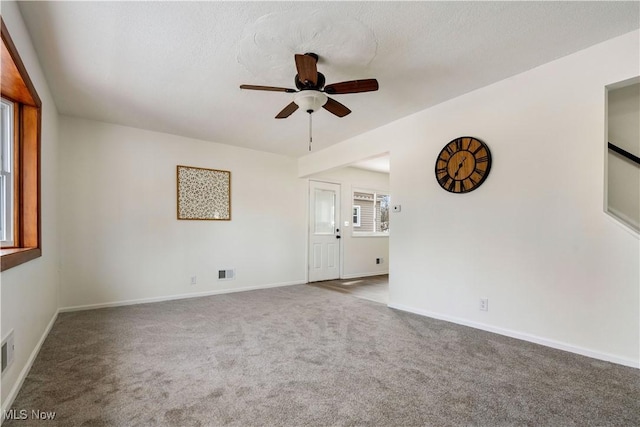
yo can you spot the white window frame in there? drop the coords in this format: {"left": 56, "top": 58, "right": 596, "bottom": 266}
{"left": 352, "top": 205, "right": 361, "bottom": 227}
{"left": 352, "top": 188, "right": 390, "bottom": 237}
{"left": 1, "top": 98, "right": 14, "bottom": 247}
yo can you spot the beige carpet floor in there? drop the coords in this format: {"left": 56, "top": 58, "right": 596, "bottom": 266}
{"left": 5, "top": 284, "right": 640, "bottom": 426}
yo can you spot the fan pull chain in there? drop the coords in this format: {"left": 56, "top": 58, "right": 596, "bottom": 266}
{"left": 308, "top": 112, "right": 313, "bottom": 151}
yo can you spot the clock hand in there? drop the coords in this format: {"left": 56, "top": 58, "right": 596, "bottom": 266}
{"left": 453, "top": 157, "right": 467, "bottom": 178}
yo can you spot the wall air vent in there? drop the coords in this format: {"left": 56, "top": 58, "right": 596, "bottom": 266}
{"left": 218, "top": 269, "right": 235, "bottom": 281}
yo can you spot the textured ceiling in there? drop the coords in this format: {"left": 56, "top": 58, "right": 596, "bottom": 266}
{"left": 18, "top": 1, "right": 640, "bottom": 158}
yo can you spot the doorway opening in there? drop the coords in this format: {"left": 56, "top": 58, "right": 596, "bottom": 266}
{"left": 306, "top": 153, "right": 390, "bottom": 305}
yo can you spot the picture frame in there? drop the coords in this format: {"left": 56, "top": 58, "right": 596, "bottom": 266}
{"left": 176, "top": 165, "right": 231, "bottom": 220}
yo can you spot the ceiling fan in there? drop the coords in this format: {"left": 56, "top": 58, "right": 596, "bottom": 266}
{"left": 239, "top": 52, "right": 379, "bottom": 119}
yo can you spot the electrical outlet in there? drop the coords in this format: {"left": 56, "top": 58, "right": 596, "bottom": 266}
{"left": 479, "top": 298, "right": 489, "bottom": 311}
{"left": 190, "top": 276, "right": 197, "bottom": 285}
{"left": 376, "top": 258, "right": 381, "bottom": 264}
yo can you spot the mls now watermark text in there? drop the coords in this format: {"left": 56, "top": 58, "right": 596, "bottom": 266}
{"left": 3, "top": 409, "right": 56, "bottom": 421}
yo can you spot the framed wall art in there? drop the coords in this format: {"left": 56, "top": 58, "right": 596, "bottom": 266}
{"left": 177, "top": 165, "right": 231, "bottom": 220}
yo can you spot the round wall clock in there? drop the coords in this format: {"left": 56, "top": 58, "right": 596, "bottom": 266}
{"left": 435, "top": 136, "right": 492, "bottom": 193}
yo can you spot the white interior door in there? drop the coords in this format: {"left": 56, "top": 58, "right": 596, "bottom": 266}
{"left": 308, "top": 181, "right": 341, "bottom": 282}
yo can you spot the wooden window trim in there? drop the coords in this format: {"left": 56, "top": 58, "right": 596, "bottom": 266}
{"left": 1, "top": 18, "right": 42, "bottom": 272}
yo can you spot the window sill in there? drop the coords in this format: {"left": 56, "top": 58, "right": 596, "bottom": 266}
{"left": 1, "top": 247, "right": 41, "bottom": 272}
{"left": 352, "top": 233, "right": 390, "bottom": 238}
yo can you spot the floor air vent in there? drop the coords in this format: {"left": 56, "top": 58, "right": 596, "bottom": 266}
{"left": 2, "top": 330, "right": 15, "bottom": 374}
{"left": 218, "top": 269, "right": 235, "bottom": 281}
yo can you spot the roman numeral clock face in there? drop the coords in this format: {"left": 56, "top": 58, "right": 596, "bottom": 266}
{"left": 435, "top": 137, "right": 492, "bottom": 193}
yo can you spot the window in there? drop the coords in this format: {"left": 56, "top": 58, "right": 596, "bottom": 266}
{"left": 1, "top": 99, "right": 14, "bottom": 246}
{"left": 352, "top": 189, "right": 390, "bottom": 236}
{"left": 352, "top": 206, "right": 361, "bottom": 227}
{"left": 0, "top": 18, "right": 42, "bottom": 271}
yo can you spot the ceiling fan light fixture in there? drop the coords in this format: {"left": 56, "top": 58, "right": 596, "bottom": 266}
{"left": 294, "top": 90, "right": 328, "bottom": 113}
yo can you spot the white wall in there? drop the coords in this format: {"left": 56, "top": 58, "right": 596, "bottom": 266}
{"left": 607, "top": 82, "right": 639, "bottom": 231}
{"left": 310, "top": 167, "right": 390, "bottom": 278}
{"left": 299, "top": 30, "right": 640, "bottom": 366}
{"left": 58, "top": 116, "right": 307, "bottom": 309}
{"left": 0, "top": 1, "right": 60, "bottom": 409}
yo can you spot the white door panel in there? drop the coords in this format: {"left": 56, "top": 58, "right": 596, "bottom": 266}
{"left": 309, "top": 181, "right": 340, "bottom": 282}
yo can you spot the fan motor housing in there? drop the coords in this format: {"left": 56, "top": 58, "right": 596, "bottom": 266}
{"left": 295, "top": 72, "right": 326, "bottom": 90}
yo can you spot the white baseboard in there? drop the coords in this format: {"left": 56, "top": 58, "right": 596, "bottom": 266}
{"left": 606, "top": 207, "right": 640, "bottom": 236}
{"left": 1, "top": 309, "right": 59, "bottom": 422}
{"left": 388, "top": 302, "right": 639, "bottom": 369}
{"left": 341, "top": 271, "right": 388, "bottom": 280}
{"left": 59, "top": 280, "right": 305, "bottom": 313}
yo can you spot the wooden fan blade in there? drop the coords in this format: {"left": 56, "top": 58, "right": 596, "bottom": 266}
{"left": 275, "top": 102, "right": 299, "bottom": 119}
{"left": 323, "top": 97, "right": 351, "bottom": 117}
{"left": 294, "top": 54, "right": 318, "bottom": 86}
{"left": 324, "top": 79, "right": 379, "bottom": 95}
{"left": 240, "top": 84, "right": 296, "bottom": 93}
